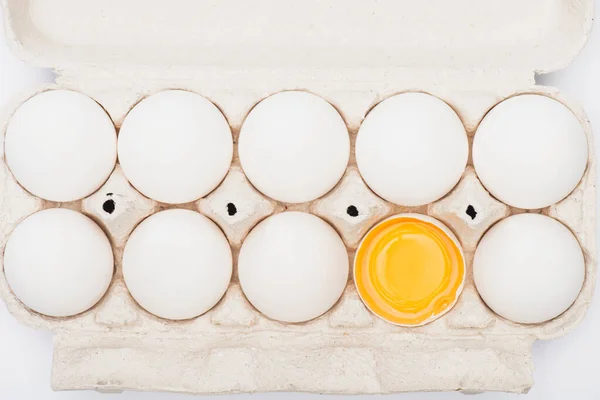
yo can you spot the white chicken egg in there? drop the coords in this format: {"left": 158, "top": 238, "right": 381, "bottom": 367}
{"left": 118, "top": 90, "right": 233, "bottom": 204}
{"left": 5, "top": 90, "right": 117, "bottom": 202}
{"left": 239, "top": 91, "right": 350, "bottom": 203}
{"left": 3, "top": 208, "right": 114, "bottom": 317}
{"left": 122, "top": 209, "right": 232, "bottom": 320}
{"left": 238, "top": 212, "right": 349, "bottom": 323}
{"left": 473, "top": 94, "right": 588, "bottom": 209}
{"left": 356, "top": 92, "right": 468, "bottom": 206}
{"left": 473, "top": 213, "right": 585, "bottom": 324}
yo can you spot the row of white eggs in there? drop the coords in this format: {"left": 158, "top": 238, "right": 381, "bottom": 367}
{"left": 1, "top": 88, "right": 588, "bottom": 328}
{"left": 4, "top": 89, "right": 588, "bottom": 210}
{"left": 4, "top": 206, "right": 584, "bottom": 327}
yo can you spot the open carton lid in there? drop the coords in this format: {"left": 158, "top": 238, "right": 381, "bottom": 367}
{"left": 1, "top": 0, "right": 594, "bottom": 76}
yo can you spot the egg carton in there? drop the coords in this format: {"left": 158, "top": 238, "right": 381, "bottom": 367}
{"left": 0, "top": 0, "right": 596, "bottom": 395}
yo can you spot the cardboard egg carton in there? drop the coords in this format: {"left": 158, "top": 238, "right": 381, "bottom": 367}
{"left": 0, "top": 0, "right": 596, "bottom": 394}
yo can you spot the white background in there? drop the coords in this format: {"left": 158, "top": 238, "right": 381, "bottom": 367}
{"left": 1, "top": 5, "right": 600, "bottom": 400}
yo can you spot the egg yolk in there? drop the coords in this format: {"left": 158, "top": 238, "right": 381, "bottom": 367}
{"left": 354, "top": 216, "right": 465, "bottom": 326}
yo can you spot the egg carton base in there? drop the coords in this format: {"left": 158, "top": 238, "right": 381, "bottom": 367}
{"left": 51, "top": 333, "right": 534, "bottom": 394}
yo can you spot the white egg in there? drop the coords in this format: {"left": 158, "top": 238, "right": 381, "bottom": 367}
{"left": 118, "top": 90, "right": 233, "bottom": 204}
{"left": 356, "top": 92, "right": 468, "bottom": 206}
{"left": 122, "top": 209, "right": 232, "bottom": 320}
{"left": 4, "top": 209, "right": 114, "bottom": 317}
{"left": 239, "top": 91, "right": 350, "bottom": 203}
{"left": 473, "top": 213, "right": 585, "bottom": 324}
{"left": 238, "top": 212, "right": 349, "bottom": 323}
{"left": 473, "top": 94, "right": 588, "bottom": 209}
{"left": 5, "top": 90, "right": 117, "bottom": 202}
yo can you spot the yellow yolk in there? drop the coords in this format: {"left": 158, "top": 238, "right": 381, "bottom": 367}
{"left": 354, "top": 216, "right": 465, "bottom": 326}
